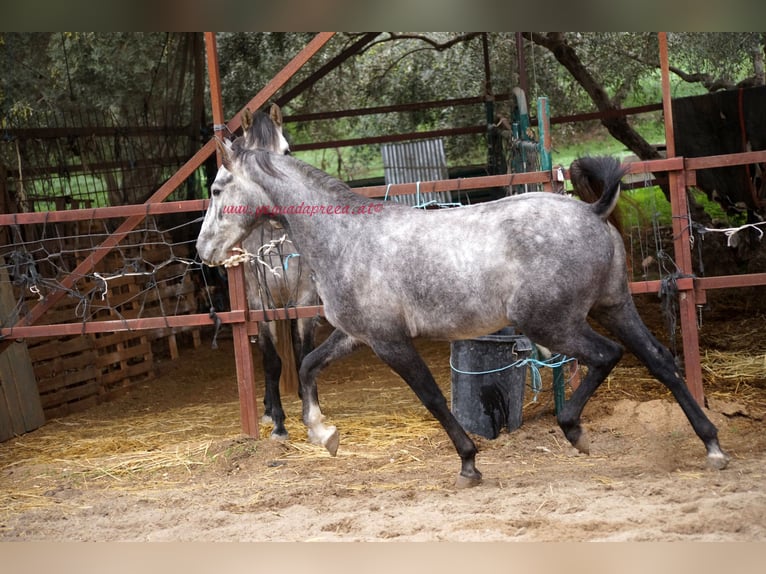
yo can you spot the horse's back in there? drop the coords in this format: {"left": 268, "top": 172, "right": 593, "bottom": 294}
{"left": 316, "top": 192, "right": 622, "bottom": 341}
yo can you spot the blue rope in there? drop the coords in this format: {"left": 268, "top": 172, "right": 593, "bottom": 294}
{"left": 282, "top": 253, "right": 300, "bottom": 271}
{"left": 449, "top": 353, "right": 577, "bottom": 401}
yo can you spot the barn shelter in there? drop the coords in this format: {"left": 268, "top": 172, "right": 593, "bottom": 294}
{"left": 1, "top": 32, "right": 765, "bottom": 444}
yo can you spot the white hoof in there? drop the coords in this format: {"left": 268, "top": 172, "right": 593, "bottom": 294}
{"left": 324, "top": 427, "right": 340, "bottom": 457}
{"left": 308, "top": 425, "right": 339, "bottom": 456}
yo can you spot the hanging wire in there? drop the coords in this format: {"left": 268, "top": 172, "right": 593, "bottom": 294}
{"left": 60, "top": 33, "right": 76, "bottom": 102}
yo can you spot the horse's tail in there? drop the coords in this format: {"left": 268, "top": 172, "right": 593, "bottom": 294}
{"left": 570, "top": 156, "right": 628, "bottom": 222}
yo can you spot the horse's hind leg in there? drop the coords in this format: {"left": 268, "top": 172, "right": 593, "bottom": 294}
{"left": 369, "top": 339, "right": 482, "bottom": 488}
{"left": 259, "top": 326, "right": 288, "bottom": 440}
{"left": 593, "top": 301, "right": 729, "bottom": 469}
{"left": 544, "top": 326, "right": 624, "bottom": 456}
{"left": 298, "top": 328, "right": 362, "bottom": 456}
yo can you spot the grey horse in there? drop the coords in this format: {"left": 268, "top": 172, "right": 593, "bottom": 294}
{"left": 197, "top": 134, "right": 729, "bottom": 487}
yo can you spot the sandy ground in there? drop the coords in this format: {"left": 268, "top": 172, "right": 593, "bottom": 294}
{"left": 1, "top": 299, "right": 765, "bottom": 542}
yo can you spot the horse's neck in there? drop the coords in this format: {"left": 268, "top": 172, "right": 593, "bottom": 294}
{"left": 256, "top": 164, "right": 360, "bottom": 269}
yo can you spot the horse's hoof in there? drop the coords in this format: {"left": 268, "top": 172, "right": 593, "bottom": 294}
{"left": 270, "top": 430, "right": 288, "bottom": 441}
{"left": 707, "top": 451, "right": 730, "bottom": 470}
{"left": 324, "top": 426, "right": 340, "bottom": 457}
{"left": 573, "top": 432, "right": 590, "bottom": 455}
{"left": 455, "top": 472, "right": 483, "bottom": 489}
{"left": 261, "top": 414, "right": 274, "bottom": 425}
{"left": 308, "top": 425, "right": 339, "bottom": 455}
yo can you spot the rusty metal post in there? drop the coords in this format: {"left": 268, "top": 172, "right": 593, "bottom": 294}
{"left": 659, "top": 32, "right": 705, "bottom": 406}
{"left": 204, "top": 32, "right": 260, "bottom": 437}
{"left": 202, "top": 32, "right": 336, "bottom": 436}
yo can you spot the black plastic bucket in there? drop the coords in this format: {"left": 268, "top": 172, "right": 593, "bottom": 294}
{"left": 450, "top": 327, "right": 532, "bottom": 439}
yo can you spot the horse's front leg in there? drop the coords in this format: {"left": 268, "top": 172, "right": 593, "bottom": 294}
{"left": 298, "top": 328, "right": 361, "bottom": 455}
{"left": 369, "top": 339, "right": 482, "bottom": 488}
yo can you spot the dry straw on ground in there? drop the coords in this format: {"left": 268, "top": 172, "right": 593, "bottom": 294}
{"left": 1, "top": 324, "right": 764, "bottom": 523}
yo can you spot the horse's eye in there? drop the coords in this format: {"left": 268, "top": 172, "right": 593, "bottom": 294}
{"left": 211, "top": 188, "right": 221, "bottom": 197}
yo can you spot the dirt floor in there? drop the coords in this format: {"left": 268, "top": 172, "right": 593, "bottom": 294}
{"left": 1, "top": 295, "right": 764, "bottom": 542}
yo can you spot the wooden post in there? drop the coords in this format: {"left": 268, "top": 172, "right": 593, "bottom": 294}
{"left": 659, "top": 32, "right": 705, "bottom": 406}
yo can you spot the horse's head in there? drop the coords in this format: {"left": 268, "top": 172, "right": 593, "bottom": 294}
{"left": 196, "top": 105, "right": 288, "bottom": 266}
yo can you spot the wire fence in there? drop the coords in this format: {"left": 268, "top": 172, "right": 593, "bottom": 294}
{"left": 0, "top": 106, "right": 223, "bottom": 418}
{"left": 0, "top": 210, "right": 225, "bottom": 419}
{"left": 1, "top": 105, "right": 213, "bottom": 211}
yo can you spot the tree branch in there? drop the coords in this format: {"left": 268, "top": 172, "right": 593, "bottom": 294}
{"left": 358, "top": 32, "right": 482, "bottom": 55}
{"left": 621, "top": 48, "right": 742, "bottom": 92}
{"left": 524, "top": 32, "right": 661, "bottom": 162}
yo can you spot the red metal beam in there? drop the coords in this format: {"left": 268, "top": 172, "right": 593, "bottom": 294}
{"left": 284, "top": 98, "right": 660, "bottom": 129}
{"left": 285, "top": 94, "right": 511, "bottom": 123}
{"left": 206, "top": 32, "right": 260, "bottom": 438}
{"left": 275, "top": 33, "right": 377, "bottom": 108}
{"left": 3, "top": 125, "right": 190, "bottom": 140}
{"left": 290, "top": 125, "right": 484, "bottom": 153}
{"left": 353, "top": 170, "right": 553, "bottom": 198}
{"left": 696, "top": 273, "right": 766, "bottom": 290}
{"left": 0, "top": 311, "right": 244, "bottom": 339}
{"left": 0, "top": 306, "right": 327, "bottom": 340}
{"left": 0, "top": 200, "right": 207, "bottom": 226}
{"left": 686, "top": 150, "right": 766, "bottom": 170}
{"left": 225, "top": 32, "right": 335, "bottom": 135}
{"left": 630, "top": 277, "right": 695, "bottom": 295}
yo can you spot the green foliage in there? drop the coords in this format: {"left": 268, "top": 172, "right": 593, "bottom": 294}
{"left": 3, "top": 32, "right": 764, "bottom": 218}
{"left": 28, "top": 173, "right": 110, "bottom": 211}
{"left": 1, "top": 33, "right": 197, "bottom": 119}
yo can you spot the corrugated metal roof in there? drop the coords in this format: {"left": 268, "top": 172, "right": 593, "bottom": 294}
{"left": 381, "top": 139, "right": 452, "bottom": 207}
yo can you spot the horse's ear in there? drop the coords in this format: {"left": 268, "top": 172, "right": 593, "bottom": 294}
{"left": 269, "top": 103, "right": 283, "bottom": 128}
{"left": 215, "top": 137, "right": 234, "bottom": 171}
{"left": 242, "top": 108, "right": 253, "bottom": 132}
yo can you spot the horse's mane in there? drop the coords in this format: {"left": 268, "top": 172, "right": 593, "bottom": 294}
{"left": 234, "top": 145, "right": 368, "bottom": 204}
{"left": 231, "top": 140, "right": 284, "bottom": 179}
{"left": 290, "top": 158, "right": 362, "bottom": 201}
